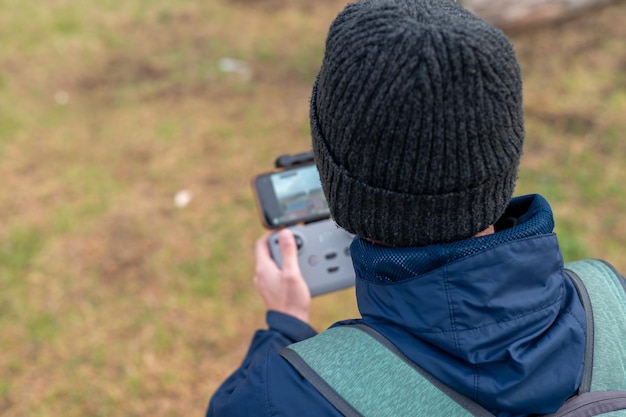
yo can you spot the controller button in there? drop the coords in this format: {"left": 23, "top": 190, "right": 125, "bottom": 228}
{"left": 325, "top": 252, "right": 337, "bottom": 260}
{"left": 327, "top": 266, "right": 339, "bottom": 273}
{"left": 308, "top": 255, "right": 319, "bottom": 266}
{"left": 294, "top": 235, "right": 304, "bottom": 250}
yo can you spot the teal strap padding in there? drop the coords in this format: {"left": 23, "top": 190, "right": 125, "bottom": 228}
{"left": 566, "top": 259, "right": 626, "bottom": 392}
{"left": 282, "top": 324, "right": 493, "bottom": 417}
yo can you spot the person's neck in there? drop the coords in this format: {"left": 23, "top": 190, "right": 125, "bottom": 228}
{"left": 474, "top": 225, "right": 495, "bottom": 237}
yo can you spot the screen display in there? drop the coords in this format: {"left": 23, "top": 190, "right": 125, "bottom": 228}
{"left": 268, "top": 164, "right": 329, "bottom": 226}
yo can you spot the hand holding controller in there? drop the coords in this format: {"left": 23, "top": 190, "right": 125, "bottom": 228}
{"left": 269, "top": 219, "right": 355, "bottom": 297}
{"left": 254, "top": 229, "right": 311, "bottom": 323}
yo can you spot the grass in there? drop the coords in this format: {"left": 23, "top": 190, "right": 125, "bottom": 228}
{"left": 1, "top": 0, "right": 626, "bottom": 415}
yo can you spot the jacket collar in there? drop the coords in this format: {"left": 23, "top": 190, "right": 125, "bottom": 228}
{"left": 351, "top": 194, "right": 563, "bottom": 345}
{"left": 350, "top": 195, "right": 586, "bottom": 414}
{"left": 352, "top": 194, "right": 554, "bottom": 283}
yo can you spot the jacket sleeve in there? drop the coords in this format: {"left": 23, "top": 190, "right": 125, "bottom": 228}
{"left": 206, "top": 310, "right": 317, "bottom": 417}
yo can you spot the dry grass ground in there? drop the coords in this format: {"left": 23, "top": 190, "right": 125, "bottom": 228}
{"left": 0, "top": 0, "right": 625, "bottom": 416}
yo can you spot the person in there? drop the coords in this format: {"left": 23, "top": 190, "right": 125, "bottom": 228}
{"left": 206, "top": 0, "right": 605, "bottom": 415}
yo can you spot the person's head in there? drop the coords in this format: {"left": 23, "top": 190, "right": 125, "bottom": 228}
{"left": 311, "top": 0, "right": 524, "bottom": 247}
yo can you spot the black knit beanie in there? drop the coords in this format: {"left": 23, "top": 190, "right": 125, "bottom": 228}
{"left": 311, "top": 0, "right": 525, "bottom": 247}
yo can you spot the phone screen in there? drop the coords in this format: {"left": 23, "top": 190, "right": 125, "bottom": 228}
{"left": 254, "top": 163, "right": 330, "bottom": 228}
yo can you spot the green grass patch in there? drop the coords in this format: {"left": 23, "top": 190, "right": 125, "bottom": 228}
{"left": 0, "top": 226, "right": 44, "bottom": 283}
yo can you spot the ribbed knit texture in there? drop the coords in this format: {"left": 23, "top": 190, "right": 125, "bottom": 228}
{"left": 311, "top": 0, "right": 525, "bottom": 246}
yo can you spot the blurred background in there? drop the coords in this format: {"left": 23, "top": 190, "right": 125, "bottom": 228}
{"left": 1, "top": 0, "right": 625, "bottom": 416}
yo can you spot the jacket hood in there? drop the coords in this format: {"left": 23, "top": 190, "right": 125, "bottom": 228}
{"left": 349, "top": 195, "right": 586, "bottom": 416}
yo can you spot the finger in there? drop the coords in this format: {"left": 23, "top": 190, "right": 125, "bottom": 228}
{"left": 277, "top": 229, "right": 299, "bottom": 274}
{"left": 255, "top": 231, "right": 273, "bottom": 259}
{"left": 254, "top": 231, "right": 277, "bottom": 274}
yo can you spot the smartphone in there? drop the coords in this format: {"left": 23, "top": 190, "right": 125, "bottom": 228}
{"left": 253, "top": 162, "right": 331, "bottom": 229}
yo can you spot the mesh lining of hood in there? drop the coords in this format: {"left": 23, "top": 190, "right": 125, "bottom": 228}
{"left": 351, "top": 194, "right": 555, "bottom": 282}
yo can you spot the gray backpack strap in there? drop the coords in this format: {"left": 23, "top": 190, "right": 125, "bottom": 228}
{"left": 546, "top": 259, "right": 626, "bottom": 417}
{"left": 541, "top": 391, "right": 626, "bottom": 417}
{"left": 280, "top": 324, "right": 494, "bottom": 417}
{"left": 565, "top": 259, "right": 626, "bottom": 392}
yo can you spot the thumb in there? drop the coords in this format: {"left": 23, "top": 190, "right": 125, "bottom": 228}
{"left": 278, "top": 229, "right": 299, "bottom": 273}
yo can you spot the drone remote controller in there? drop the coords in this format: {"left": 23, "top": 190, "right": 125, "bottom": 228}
{"left": 268, "top": 219, "right": 355, "bottom": 296}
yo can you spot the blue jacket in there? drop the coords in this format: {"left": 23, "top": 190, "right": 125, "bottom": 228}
{"left": 207, "top": 195, "right": 587, "bottom": 417}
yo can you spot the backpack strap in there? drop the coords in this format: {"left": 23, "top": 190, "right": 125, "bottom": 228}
{"left": 279, "top": 259, "right": 626, "bottom": 417}
{"left": 280, "top": 323, "right": 494, "bottom": 417}
{"left": 565, "top": 259, "right": 626, "bottom": 393}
